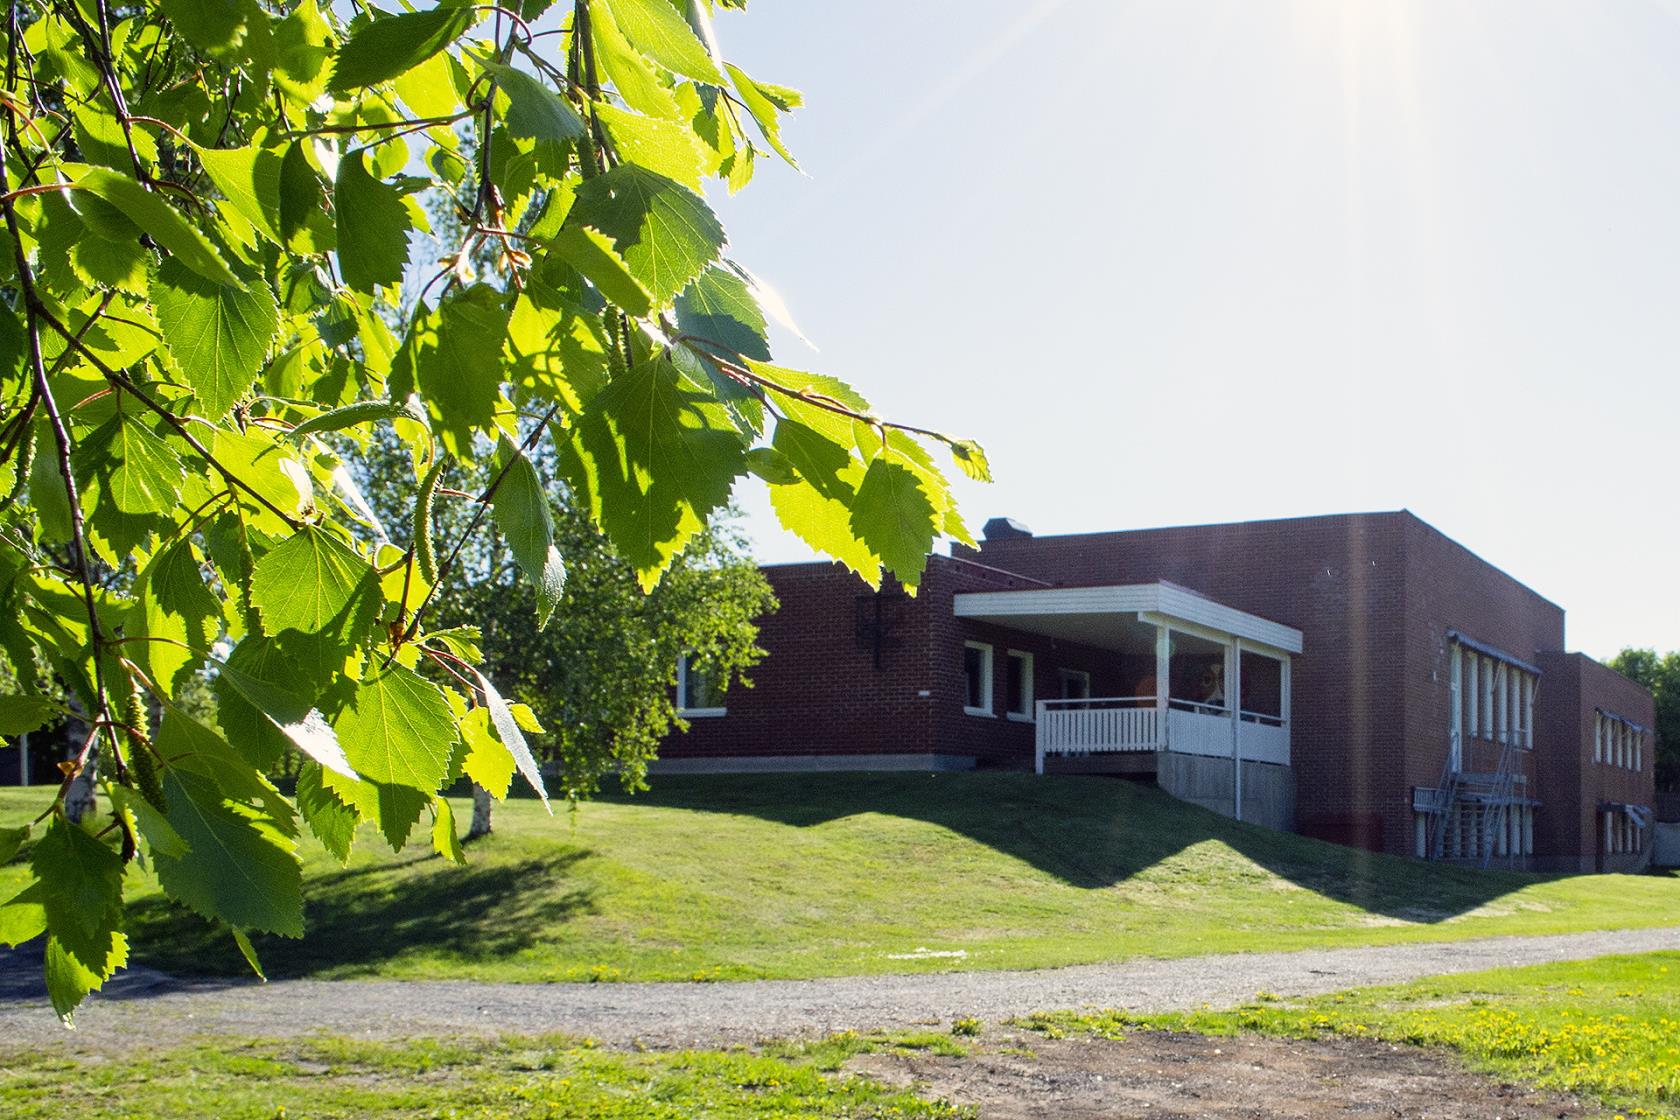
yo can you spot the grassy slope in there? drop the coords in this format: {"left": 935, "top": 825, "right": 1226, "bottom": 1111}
{"left": 2, "top": 772, "right": 1678, "bottom": 982}
{"left": 1026, "top": 951, "right": 1680, "bottom": 1119}
{"left": 0, "top": 1033, "right": 974, "bottom": 1120}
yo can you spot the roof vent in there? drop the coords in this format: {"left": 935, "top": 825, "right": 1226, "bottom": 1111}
{"left": 982, "top": 517, "right": 1033, "bottom": 542}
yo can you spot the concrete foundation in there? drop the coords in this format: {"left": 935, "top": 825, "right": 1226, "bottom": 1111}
{"left": 648, "top": 752, "right": 979, "bottom": 775}
{"left": 1157, "top": 751, "right": 1296, "bottom": 832}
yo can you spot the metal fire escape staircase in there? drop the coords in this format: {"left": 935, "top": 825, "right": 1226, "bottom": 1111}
{"left": 1424, "top": 727, "right": 1520, "bottom": 868}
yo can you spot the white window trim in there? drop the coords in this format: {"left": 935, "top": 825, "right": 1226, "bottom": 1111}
{"left": 1058, "top": 668, "right": 1092, "bottom": 701}
{"left": 963, "top": 640, "right": 995, "bottom": 717}
{"left": 676, "top": 654, "right": 727, "bottom": 718}
{"left": 1005, "top": 649, "right": 1035, "bottom": 722}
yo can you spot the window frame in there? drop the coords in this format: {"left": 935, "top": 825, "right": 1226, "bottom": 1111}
{"left": 1057, "top": 668, "right": 1092, "bottom": 701}
{"left": 963, "top": 641, "right": 995, "bottom": 717}
{"left": 1005, "top": 649, "right": 1035, "bottom": 722}
{"left": 675, "top": 653, "right": 728, "bottom": 718}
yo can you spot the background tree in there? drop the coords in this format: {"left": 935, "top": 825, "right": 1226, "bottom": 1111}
{"left": 0, "top": 0, "right": 987, "bottom": 1022}
{"left": 1606, "top": 648, "right": 1680, "bottom": 792}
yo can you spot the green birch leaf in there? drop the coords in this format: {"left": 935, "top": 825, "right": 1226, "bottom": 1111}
{"left": 334, "top": 151, "right": 411, "bottom": 293}
{"left": 274, "top": 0, "right": 333, "bottom": 104}
{"left": 490, "top": 436, "right": 565, "bottom": 628}
{"left": 152, "top": 769, "right": 304, "bottom": 937}
{"left": 725, "top": 62, "right": 800, "bottom": 169}
{"left": 160, "top": 0, "right": 254, "bottom": 57}
{"left": 127, "top": 540, "right": 220, "bottom": 696}
{"left": 599, "top": 0, "right": 726, "bottom": 85}
{"left": 154, "top": 257, "right": 279, "bottom": 419}
{"left": 108, "top": 786, "right": 190, "bottom": 860}
{"left": 465, "top": 664, "right": 548, "bottom": 809}
{"left": 68, "top": 234, "right": 153, "bottom": 295}
{"left": 249, "top": 526, "right": 372, "bottom": 634}
{"left": 560, "top": 353, "right": 744, "bottom": 586}
{"left": 459, "top": 707, "right": 515, "bottom": 798}
{"left": 196, "top": 144, "right": 285, "bottom": 246}
{"left": 481, "top": 61, "right": 587, "bottom": 144}
{"left": 0, "top": 695, "right": 62, "bottom": 737}
{"left": 28, "top": 435, "right": 73, "bottom": 544}
{"left": 295, "top": 761, "right": 357, "bottom": 864}
{"left": 596, "top": 103, "right": 707, "bottom": 190}
{"left": 431, "top": 797, "right": 465, "bottom": 864}
{"left": 215, "top": 636, "right": 359, "bottom": 780}
{"left": 565, "top": 164, "right": 724, "bottom": 308}
{"left": 31, "top": 817, "right": 126, "bottom": 985}
{"left": 393, "top": 49, "right": 459, "bottom": 118}
{"left": 231, "top": 927, "right": 266, "bottom": 980}
{"left": 279, "top": 142, "right": 334, "bottom": 254}
{"left": 325, "top": 665, "right": 458, "bottom": 849}
{"left": 848, "top": 457, "right": 936, "bottom": 591}
{"left": 948, "top": 438, "right": 991, "bottom": 482}
{"left": 45, "top": 931, "right": 128, "bottom": 1024}
{"left": 394, "top": 287, "right": 509, "bottom": 459}
{"left": 330, "top": 665, "right": 456, "bottom": 790}
{"left": 72, "top": 414, "right": 187, "bottom": 515}
{"left": 0, "top": 881, "right": 46, "bottom": 946}
{"left": 331, "top": 0, "right": 476, "bottom": 91}
{"left": 77, "top": 167, "right": 240, "bottom": 287}
{"left": 675, "top": 265, "right": 770, "bottom": 361}
{"left": 548, "top": 226, "right": 654, "bottom": 318}
{"left": 0, "top": 824, "right": 30, "bottom": 866}
{"left": 769, "top": 476, "right": 880, "bottom": 588}
{"left": 589, "top": 0, "right": 682, "bottom": 119}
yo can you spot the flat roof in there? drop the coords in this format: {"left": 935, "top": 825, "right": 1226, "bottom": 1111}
{"left": 954, "top": 581, "right": 1304, "bottom": 655}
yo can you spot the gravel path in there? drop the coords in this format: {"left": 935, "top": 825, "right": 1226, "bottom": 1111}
{"left": 2, "top": 926, "right": 1676, "bottom": 1048}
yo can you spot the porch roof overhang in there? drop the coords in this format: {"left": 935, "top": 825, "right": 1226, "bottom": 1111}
{"left": 953, "top": 581, "right": 1303, "bottom": 656}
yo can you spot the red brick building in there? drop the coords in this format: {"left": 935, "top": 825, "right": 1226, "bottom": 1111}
{"left": 662, "top": 511, "right": 1655, "bottom": 870}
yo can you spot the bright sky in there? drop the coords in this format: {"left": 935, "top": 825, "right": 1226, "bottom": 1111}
{"left": 701, "top": 0, "right": 1680, "bottom": 659}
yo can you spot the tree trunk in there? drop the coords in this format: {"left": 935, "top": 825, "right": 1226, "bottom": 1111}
{"left": 64, "top": 755, "right": 98, "bottom": 824}
{"left": 468, "top": 783, "right": 493, "bottom": 839}
{"left": 63, "top": 694, "right": 98, "bottom": 824}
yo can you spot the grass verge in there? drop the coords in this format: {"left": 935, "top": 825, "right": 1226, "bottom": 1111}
{"left": 1021, "top": 950, "right": 1680, "bottom": 1119}
{"left": 3, "top": 773, "right": 1678, "bottom": 983}
{"left": 0, "top": 1032, "right": 974, "bottom": 1119}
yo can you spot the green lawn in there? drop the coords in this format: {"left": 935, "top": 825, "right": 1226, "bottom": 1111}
{"left": 1022, "top": 950, "right": 1680, "bottom": 1120}
{"left": 0, "top": 1032, "right": 973, "bottom": 1119}
{"left": 3, "top": 773, "right": 1678, "bottom": 982}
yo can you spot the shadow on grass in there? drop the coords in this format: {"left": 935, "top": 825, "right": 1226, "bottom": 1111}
{"left": 125, "top": 851, "right": 596, "bottom": 982}
{"left": 602, "top": 771, "right": 1592, "bottom": 925}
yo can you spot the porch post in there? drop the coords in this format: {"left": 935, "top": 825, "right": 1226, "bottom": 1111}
{"left": 1230, "top": 639, "right": 1243, "bottom": 822}
{"left": 1154, "top": 625, "right": 1170, "bottom": 750}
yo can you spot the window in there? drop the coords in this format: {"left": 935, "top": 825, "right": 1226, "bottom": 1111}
{"left": 1057, "top": 668, "right": 1091, "bottom": 701}
{"left": 963, "top": 642, "right": 993, "bottom": 716}
{"left": 1596, "top": 710, "right": 1644, "bottom": 770}
{"left": 1450, "top": 639, "right": 1536, "bottom": 750}
{"left": 1005, "top": 651, "right": 1034, "bottom": 720}
{"left": 676, "top": 653, "right": 726, "bottom": 716}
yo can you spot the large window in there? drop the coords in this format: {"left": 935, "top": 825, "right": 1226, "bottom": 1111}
{"left": 676, "top": 653, "right": 727, "bottom": 716}
{"left": 1450, "top": 639, "right": 1535, "bottom": 749}
{"left": 1595, "top": 711, "right": 1645, "bottom": 771}
{"left": 963, "top": 641, "right": 994, "bottom": 716}
{"left": 1005, "top": 650, "right": 1034, "bottom": 721}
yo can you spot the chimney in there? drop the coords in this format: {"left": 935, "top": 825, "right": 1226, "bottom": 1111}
{"left": 982, "top": 517, "right": 1033, "bottom": 543}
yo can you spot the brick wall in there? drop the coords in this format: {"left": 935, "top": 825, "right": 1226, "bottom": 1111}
{"left": 662, "top": 556, "right": 1055, "bottom": 765}
{"left": 1535, "top": 652, "right": 1658, "bottom": 871}
{"left": 977, "top": 511, "right": 1569, "bottom": 856}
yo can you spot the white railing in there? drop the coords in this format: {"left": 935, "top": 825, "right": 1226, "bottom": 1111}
{"left": 1035, "top": 697, "right": 1160, "bottom": 773}
{"left": 1035, "top": 697, "right": 1289, "bottom": 772}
